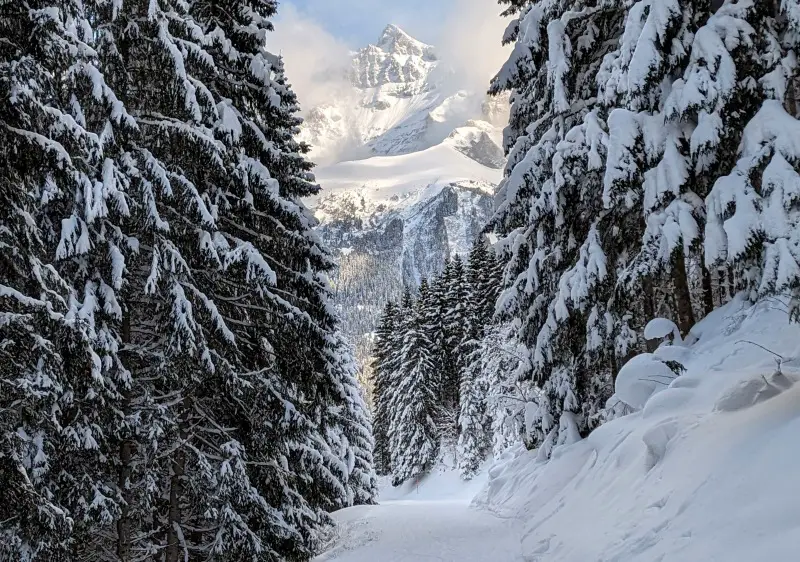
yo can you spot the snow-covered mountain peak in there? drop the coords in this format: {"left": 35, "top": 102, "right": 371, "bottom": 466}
{"left": 300, "top": 25, "right": 508, "bottom": 166}
{"left": 351, "top": 25, "right": 438, "bottom": 90}
{"left": 300, "top": 23, "right": 508, "bottom": 388}
{"left": 375, "top": 24, "right": 436, "bottom": 60}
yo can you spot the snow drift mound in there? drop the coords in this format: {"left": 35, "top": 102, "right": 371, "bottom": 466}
{"left": 475, "top": 296, "right": 800, "bottom": 562}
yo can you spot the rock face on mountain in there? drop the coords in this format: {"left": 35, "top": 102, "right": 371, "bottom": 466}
{"left": 316, "top": 180, "right": 493, "bottom": 287}
{"left": 301, "top": 25, "right": 508, "bottom": 388}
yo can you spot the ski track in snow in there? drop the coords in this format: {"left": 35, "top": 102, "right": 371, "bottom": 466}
{"left": 314, "top": 499, "right": 526, "bottom": 562}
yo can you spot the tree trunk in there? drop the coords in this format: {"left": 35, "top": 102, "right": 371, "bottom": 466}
{"left": 117, "top": 313, "right": 133, "bottom": 562}
{"left": 672, "top": 251, "right": 696, "bottom": 337}
{"left": 701, "top": 264, "right": 715, "bottom": 317}
{"left": 642, "top": 278, "right": 658, "bottom": 353}
{"left": 165, "top": 403, "right": 188, "bottom": 562}
{"left": 727, "top": 266, "right": 736, "bottom": 301}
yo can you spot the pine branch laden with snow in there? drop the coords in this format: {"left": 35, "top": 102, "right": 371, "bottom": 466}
{"left": 700, "top": 3, "right": 800, "bottom": 302}
{"left": 0, "top": 0, "right": 140, "bottom": 557}
{"left": 480, "top": 322, "right": 536, "bottom": 457}
{"left": 707, "top": 101, "right": 800, "bottom": 301}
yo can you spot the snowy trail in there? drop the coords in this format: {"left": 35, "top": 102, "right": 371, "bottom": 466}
{"left": 314, "top": 499, "right": 526, "bottom": 561}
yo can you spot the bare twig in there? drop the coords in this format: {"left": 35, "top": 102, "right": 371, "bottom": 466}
{"left": 736, "top": 339, "right": 784, "bottom": 360}
{"left": 638, "top": 378, "right": 671, "bottom": 386}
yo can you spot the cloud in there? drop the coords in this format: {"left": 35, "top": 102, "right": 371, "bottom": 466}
{"left": 435, "top": 0, "right": 512, "bottom": 94}
{"left": 268, "top": 4, "right": 354, "bottom": 112}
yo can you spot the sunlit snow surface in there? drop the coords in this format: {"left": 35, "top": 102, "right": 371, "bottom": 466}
{"left": 315, "top": 466, "right": 526, "bottom": 561}
{"left": 477, "top": 296, "right": 800, "bottom": 562}
{"left": 310, "top": 142, "right": 502, "bottom": 215}
{"left": 318, "top": 297, "right": 800, "bottom": 561}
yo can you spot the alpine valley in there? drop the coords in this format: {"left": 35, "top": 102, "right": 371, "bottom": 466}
{"left": 301, "top": 24, "right": 509, "bottom": 388}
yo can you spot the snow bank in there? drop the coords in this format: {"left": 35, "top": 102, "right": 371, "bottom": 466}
{"left": 475, "top": 296, "right": 800, "bottom": 561}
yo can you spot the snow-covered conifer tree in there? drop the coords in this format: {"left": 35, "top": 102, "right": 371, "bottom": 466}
{"left": 318, "top": 332, "right": 378, "bottom": 508}
{"left": 389, "top": 286, "right": 438, "bottom": 485}
{"left": 1, "top": 1, "right": 137, "bottom": 557}
{"left": 478, "top": 322, "right": 532, "bottom": 458}
{"left": 371, "top": 301, "right": 399, "bottom": 475}
{"left": 90, "top": 1, "right": 249, "bottom": 558}
{"left": 490, "top": 0, "right": 627, "bottom": 456}
{"left": 428, "top": 262, "right": 451, "bottom": 404}
{"left": 455, "top": 238, "right": 498, "bottom": 477}
{"left": 456, "top": 349, "right": 489, "bottom": 478}
{"left": 442, "top": 256, "right": 469, "bottom": 412}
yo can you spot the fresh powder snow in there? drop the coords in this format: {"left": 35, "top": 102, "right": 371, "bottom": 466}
{"left": 315, "top": 467, "right": 526, "bottom": 561}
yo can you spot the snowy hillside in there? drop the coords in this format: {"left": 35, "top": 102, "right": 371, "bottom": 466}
{"left": 303, "top": 24, "right": 508, "bottom": 385}
{"left": 476, "top": 297, "right": 800, "bottom": 561}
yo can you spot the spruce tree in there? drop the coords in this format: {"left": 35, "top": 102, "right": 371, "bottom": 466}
{"left": 456, "top": 239, "right": 495, "bottom": 477}
{"left": 480, "top": 322, "right": 530, "bottom": 457}
{"left": 388, "top": 286, "right": 438, "bottom": 485}
{"left": 490, "top": 0, "right": 627, "bottom": 456}
{"left": 599, "top": 0, "right": 754, "bottom": 337}
{"left": 371, "top": 301, "right": 399, "bottom": 476}
{"left": 90, "top": 1, "right": 251, "bottom": 558}
{"left": 327, "top": 332, "right": 378, "bottom": 505}
{"left": 196, "top": 0, "right": 378, "bottom": 543}
{"left": 442, "top": 256, "right": 469, "bottom": 415}
{"left": 428, "top": 262, "right": 451, "bottom": 406}
{"left": 455, "top": 349, "right": 489, "bottom": 479}
{"left": 1, "top": 1, "right": 134, "bottom": 557}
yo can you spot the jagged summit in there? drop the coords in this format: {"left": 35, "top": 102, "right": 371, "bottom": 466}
{"left": 301, "top": 22, "right": 509, "bottom": 164}
{"left": 375, "top": 24, "right": 437, "bottom": 60}
{"left": 350, "top": 24, "right": 438, "bottom": 90}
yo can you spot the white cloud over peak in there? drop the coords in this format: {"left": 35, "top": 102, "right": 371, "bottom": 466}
{"left": 437, "top": 0, "right": 511, "bottom": 93}
{"left": 268, "top": 4, "right": 354, "bottom": 112}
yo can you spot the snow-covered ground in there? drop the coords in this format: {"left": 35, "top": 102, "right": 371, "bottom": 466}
{"left": 314, "top": 500, "right": 525, "bottom": 562}
{"left": 318, "top": 296, "right": 800, "bottom": 561}
{"left": 315, "top": 467, "right": 526, "bottom": 561}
